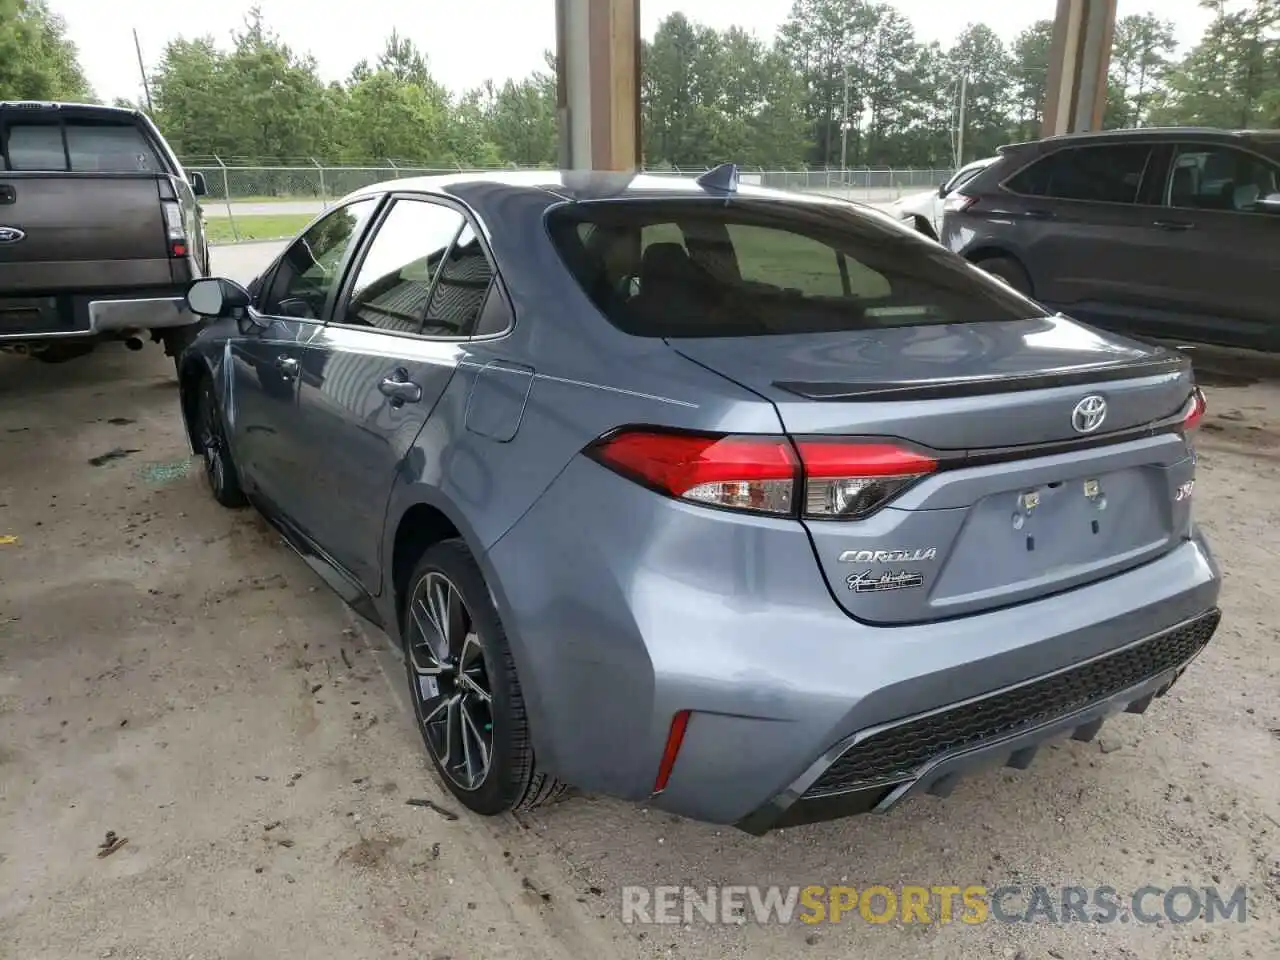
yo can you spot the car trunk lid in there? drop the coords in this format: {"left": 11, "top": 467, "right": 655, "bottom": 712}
{"left": 668, "top": 319, "right": 1200, "bottom": 625}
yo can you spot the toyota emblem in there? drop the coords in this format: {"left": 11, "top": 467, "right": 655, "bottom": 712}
{"left": 1071, "top": 394, "right": 1107, "bottom": 434}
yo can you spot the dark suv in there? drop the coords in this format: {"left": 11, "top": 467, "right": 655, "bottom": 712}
{"left": 0, "top": 101, "right": 209, "bottom": 369}
{"left": 941, "top": 128, "right": 1280, "bottom": 351}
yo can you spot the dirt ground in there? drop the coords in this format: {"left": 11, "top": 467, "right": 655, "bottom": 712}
{"left": 1, "top": 251, "right": 1278, "bottom": 959}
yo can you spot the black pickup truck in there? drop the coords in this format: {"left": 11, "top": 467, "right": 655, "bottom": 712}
{"left": 0, "top": 101, "right": 209, "bottom": 370}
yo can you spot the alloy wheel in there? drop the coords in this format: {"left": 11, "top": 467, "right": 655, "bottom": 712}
{"left": 407, "top": 571, "right": 494, "bottom": 791}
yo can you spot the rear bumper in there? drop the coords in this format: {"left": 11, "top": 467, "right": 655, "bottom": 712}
{"left": 89, "top": 296, "right": 195, "bottom": 332}
{"left": 484, "top": 455, "right": 1223, "bottom": 829}
{"left": 0, "top": 294, "right": 196, "bottom": 341}
{"left": 736, "top": 607, "right": 1219, "bottom": 834}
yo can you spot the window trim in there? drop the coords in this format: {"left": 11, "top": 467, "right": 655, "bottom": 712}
{"left": 327, "top": 191, "right": 514, "bottom": 342}
{"left": 253, "top": 194, "right": 386, "bottom": 326}
{"left": 1160, "top": 141, "right": 1280, "bottom": 216}
{"left": 999, "top": 142, "right": 1157, "bottom": 208}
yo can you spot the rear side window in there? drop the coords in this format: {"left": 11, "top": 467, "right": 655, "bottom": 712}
{"left": 422, "top": 224, "right": 496, "bottom": 337}
{"left": 2, "top": 117, "right": 163, "bottom": 173}
{"left": 1167, "top": 143, "right": 1280, "bottom": 212}
{"left": 342, "top": 198, "right": 464, "bottom": 334}
{"left": 547, "top": 199, "right": 1041, "bottom": 338}
{"left": 1004, "top": 144, "right": 1153, "bottom": 204}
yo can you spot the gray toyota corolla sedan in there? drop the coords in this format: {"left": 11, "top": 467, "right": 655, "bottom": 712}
{"left": 176, "top": 166, "right": 1221, "bottom": 833}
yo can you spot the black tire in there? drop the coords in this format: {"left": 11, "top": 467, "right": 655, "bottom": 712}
{"left": 975, "top": 256, "right": 1033, "bottom": 296}
{"left": 402, "top": 539, "right": 566, "bottom": 816}
{"left": 164, "top": 325, "right": 201, "bottom": 379}
{"left": 196, "top": 376, "right": 248, "bottom": 508}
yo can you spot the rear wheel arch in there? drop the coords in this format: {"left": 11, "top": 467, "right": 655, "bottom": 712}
{"left": 179, "top": 355, "right": 212, "bottom": 453}
{"left": 965, "top": 247, "right": 1035, "bottom": 297}
{"left": 391, "top": 502, "right": 464, "bottom": 626}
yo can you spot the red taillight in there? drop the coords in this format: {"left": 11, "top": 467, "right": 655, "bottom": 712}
{"left": 587, "top": 430, "right": 797, "bottom": 515}
{"left": 1182, "top": 387, "right": 1206, "bottom": 433}
{"left": 653, "top": 710, "right": 691, "bottom": 794}
{"left": 170, "top": 240, "right": 188, "bottom": 258}
{"left": 943, "top": 192, "right": 977, "bottom": 214}
{"left": 586, "top": 428, "right": 934, "bottom": 520}
{"left": 796, "top": 440, "right": 937, "bottom": 519}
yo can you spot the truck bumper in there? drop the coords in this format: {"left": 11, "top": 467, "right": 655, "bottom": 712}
{"left": 88, "top": 296, "right": 195, "bottom": 332}
{"left": 0, "top": 294, "right": 196, "bottom": 341}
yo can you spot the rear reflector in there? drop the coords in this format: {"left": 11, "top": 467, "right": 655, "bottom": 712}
{"left": 653, "top": 710, "right": 691, "bottom": 794}
{"left": 1183, "top": 387, "right": 1206, "bottom": 432}
{"left": 586, "top": 428, "right": 935, "bottom": 520}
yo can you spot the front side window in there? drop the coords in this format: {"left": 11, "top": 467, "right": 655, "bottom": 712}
{"left": 263, "top": 198, "right": 379, "bottom": 320}
{"left": 1005, "top": 144, "right": 1153, "bottom": 204}
{"left": 340, "top": 198, "right": 465, "bottom": 334}
{"left": 547, "top": 199, "right": 1040, "bottom": 338}
{"left": 1166, "top": 144, "right": 1280, "bottom": 213}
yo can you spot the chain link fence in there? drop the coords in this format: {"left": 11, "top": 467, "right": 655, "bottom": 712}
{"left": 183, "top": 159, "right": 956, "bottom": 242}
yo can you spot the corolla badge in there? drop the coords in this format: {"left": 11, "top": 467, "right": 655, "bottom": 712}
{"left": 1071, "top": 394, "right": 1107, "bottom": 434}
{"left": 0, "top": 226, "right": 26, "bottom": 244}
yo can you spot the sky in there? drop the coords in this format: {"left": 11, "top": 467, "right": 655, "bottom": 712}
{"left": 53, "top": 0, "right": 1216, "bottom": 105}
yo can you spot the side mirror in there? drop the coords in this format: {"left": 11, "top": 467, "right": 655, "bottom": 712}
{"left": 1256, "top": 193, "right": 1280, "bottom": 214}
{"left": 186, "top": 277, "right": 251, "bottom": 318}
{"left": 189, "top": 171, "right": 207, "bottom": 197}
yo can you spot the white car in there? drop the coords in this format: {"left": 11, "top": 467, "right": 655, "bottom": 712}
{"left": 892, "top": 156, "right": 998, "bottom": 239}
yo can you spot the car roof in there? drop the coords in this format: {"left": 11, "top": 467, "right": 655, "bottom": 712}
{"left": 1001, "top": 126, "right": 1280, "bottom": 152}
{"left": 345, "top": 169, "right": 882, "bottom": 212}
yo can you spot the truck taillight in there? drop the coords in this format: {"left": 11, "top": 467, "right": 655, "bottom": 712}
{"left": 1182, "top": 387, "right": 1206, "bottom": 433}
{"left": 162, "top": 200, "right": 187, "bottom": 257}
{"left": 586, "top": 429, "right": 934, "bottom": 520}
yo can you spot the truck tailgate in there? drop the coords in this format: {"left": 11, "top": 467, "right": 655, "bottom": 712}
{"left": 0, "top": 175, "right": 171, "bottom": 292}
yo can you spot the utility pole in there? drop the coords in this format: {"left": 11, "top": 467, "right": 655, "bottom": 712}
{"left": 839, "top": 65, "right": 851, "bottom": 170}
{"left": 956, "top": 68, "right": 968, "bottom": 168}
{"left": 133, "top": 28, "right": 154, "bottom": 114}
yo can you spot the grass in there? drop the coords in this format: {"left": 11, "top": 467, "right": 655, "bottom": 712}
{"left": 204, "top": 213, "right": 314, "bottom": 244}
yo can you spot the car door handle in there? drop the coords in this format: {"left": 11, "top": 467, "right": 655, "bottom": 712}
{"left": 379, "top": 374, "right": 422, "bottom": 404}
{"left": 274, "top": 355, "right": 300, "bottom": 379}
{"left": 1153, "top": 220, "right": 1194, "bottom": 231}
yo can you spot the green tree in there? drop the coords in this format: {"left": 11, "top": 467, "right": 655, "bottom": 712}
{"left": 151, "top": 38, "right": 233, "bottom": 157}
{"left": 1010, "top": 20, "right": 1053, "bottom": 140}
{"left": 0, "top": 0, "right": 92, "bottom": 101}
{"left": 1108, "top": 14, "right": 1178, "bottom": 126}
{"left": 1156, "top": 0, "right": 1279, "bottom": 127}
{"left": 779, "top": 0, "right": 882, "bottom": 166}
{"left": 951, "top": 24, "right": 1013, "bottom": 163}
{"left": 642, "top": 13, "right": 728, "bottom": 166}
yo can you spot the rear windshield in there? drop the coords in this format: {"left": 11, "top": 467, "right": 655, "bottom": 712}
{"left": 1, "top": 116, "right": 163, "bottom": 173}
{"left": 545, "top": 199, "right": 1041, "bottom": 338}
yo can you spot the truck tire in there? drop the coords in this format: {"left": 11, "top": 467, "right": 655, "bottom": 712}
{"left": 163, "top": 325, "right": 201, "bottom": 379}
